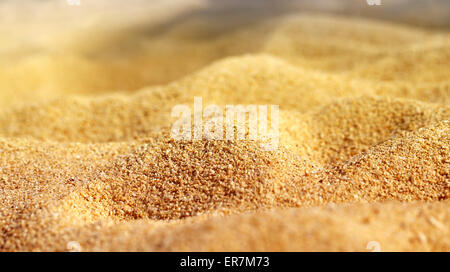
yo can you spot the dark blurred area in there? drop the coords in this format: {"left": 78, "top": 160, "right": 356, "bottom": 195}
{"left": 204, "top": 0, "right": 450, "bottom": 29}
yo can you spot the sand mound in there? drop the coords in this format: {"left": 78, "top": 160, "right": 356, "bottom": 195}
{"left": 63, "top": 201, "right": 450, "bottom": 252}
{"left": 294, "top": 121, "right": 450, "bottom": 205}
{"left": 7, "top": 201, "right": 450, "bottom": 251}
{"left": 0, "top": 55, "right": 368, "bottom": 142}
{"left": 0, "top": 6, "right": 449, "bottom": 251}
{"left": 305, "top": 96, "right": 449, "bottom": 164}
{"left": 1, "top": 12, "right": 448, "bottom": 107}
{"left": 1, "top": 55, "right": 448, "bottom": 143}
{"left": 1, "top": 119, "right": 448, "bottom": 251}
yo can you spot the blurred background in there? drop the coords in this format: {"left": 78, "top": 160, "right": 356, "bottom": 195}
{"left": 0, "top": 0, "right": 448, "bottom": 105}
{"left": 1, "top": 0, "right": 449, "bottom": 29}
{"left": 1, "top": 0, "right": 448, "bottom": 64}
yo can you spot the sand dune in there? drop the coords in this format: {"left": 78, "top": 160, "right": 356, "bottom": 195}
{"left": 0, "top": 5, "right": 449, "bottom": 251}
{"left": 1, "top": 13, "right": 448, "bottom": 105}
{"left": 1, "top": 107, "right": 448, "bottom": 251}
{"left": 66, "top": 201, "right": 450, "bottom": 252}
{"left": 1, "top": 55, "right": 448, "bottom": 143}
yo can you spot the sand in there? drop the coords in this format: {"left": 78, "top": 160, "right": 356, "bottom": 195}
{"left": 0, "top": 1, "right": 449, "bottom": 251}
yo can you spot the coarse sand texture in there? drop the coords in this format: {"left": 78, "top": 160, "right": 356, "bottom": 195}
{"left": 0, "top": 1, "right": 449, "bottom": 251}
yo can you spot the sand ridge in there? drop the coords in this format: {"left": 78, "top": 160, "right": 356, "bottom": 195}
{"left": 0, "top": 8, "right": 449, "bottom": 251}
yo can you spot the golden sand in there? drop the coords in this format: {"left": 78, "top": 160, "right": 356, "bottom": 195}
{"left": 0, "top": 2, "right": 449, "bottom": 251}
